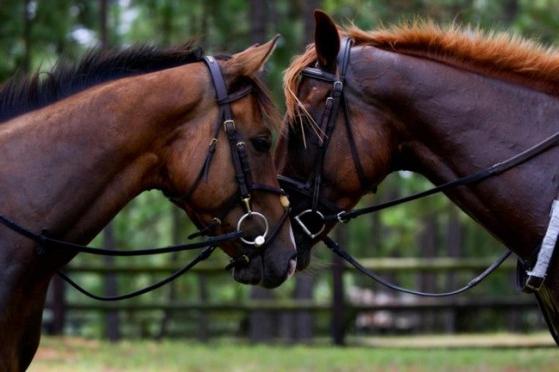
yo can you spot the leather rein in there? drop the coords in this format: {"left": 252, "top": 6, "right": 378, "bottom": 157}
{"left": 279, "top": 38, "right": 559, "bottom": 297}
{"left": 0, "top": 55, "right": 289, "bottom": 301}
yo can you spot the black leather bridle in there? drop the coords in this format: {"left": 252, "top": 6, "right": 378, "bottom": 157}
{"left": 164, "top": 55, "right": 292, "bottom": 269}
{"left": 0, "top": 54, "right": 290, "bottom": 301}
{"left": 165, "top": 56, "right": 289, "bottom": 250}
{"left": 279, "top": 38, "right": 559, "bottom": 297}
{"left": 278, "top": 38, "right": 366, "bottom": 239}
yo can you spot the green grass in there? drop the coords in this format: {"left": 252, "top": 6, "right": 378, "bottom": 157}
{"left": 31, "top": 335, "right": 558, "bottom": 372}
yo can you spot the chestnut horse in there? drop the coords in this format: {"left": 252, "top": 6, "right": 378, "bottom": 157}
{"left": 0, "top": 38, "right": 296, "bottom": 370}
{"left": 277, "top": 11, "right": 559, "bottom": 342}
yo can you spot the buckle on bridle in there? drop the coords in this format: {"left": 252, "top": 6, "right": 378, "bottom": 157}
{"left": 336, "top": 211, "right": 348, "bottom": 224}
{"left": 223, "top": 119, "right": 235, "bottom": 131}
{"left": 237, "top": 211, "right": 269, "bottom": 247}
{"left": 294, "top": 209, "right": 326, "bottom": 239}
{"left": 525, "top": 274, "right": 545, "bottom": 292}
{"left": 241, "top": 197, "right": 251, "bottom": 212}
{"left": 333, "top": 80, "right": 343, "bottom": 92}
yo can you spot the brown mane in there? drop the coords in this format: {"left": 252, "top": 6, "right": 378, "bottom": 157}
{"left": 284, "top": 21, "right": 559, "bottom": 121}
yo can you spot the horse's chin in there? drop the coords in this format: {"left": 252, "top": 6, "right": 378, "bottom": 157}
{"left": 232, "top": 253, "right": 297, "bottom": 288}
{"left": 293, "top": 230, "right": 313, "bottom": 271}
{"left": 232, "top": 256, "right": 263, "bottom": 286}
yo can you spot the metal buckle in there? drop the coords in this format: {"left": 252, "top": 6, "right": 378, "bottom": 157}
{"left": 294, "top": 209, "right": 326, "bottom": 239}
{"left": 241, "top": 197, "right": 251, "bottom": 213}
{"left": 333, "top": 80, "right": 343, "bottom": 91}
{"left": 336, "top": 211, "right": 348, "bottom": 224}
{"left": 525, "top": 275, "right": 545, "bottom": 292}
{"left": 209, "top": 138, "right": 218, "bottom": 147}
{"left": 223, "top": 119, "right": 235, "bottom": 131}
{"left": 237, "top": 211, "right": 269, "bottom": 247}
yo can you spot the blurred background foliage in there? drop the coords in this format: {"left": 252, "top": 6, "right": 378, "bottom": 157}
{"left": 1, "top": 0, "right": 558, "bottom": 343}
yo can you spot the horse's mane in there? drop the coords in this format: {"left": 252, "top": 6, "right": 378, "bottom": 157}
{"left": 0, "top": 42, "right": 279, "bottom": 129}
{"left": 284, "top": 20, "right": 559, "bottom": 121}
{"left": 0, "top": 42, "right": 204, "bottom": 123}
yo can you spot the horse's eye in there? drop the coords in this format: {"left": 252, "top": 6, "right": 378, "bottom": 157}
{"left": 250, "top": 136, "right": 272, "bottom": 153}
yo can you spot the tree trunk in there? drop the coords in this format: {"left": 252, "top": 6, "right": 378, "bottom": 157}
{"left": 46, "top": 276, "right": 66, "bottom": 335}
{"left": 293, "top": 274, "right": 314, "bottom": 342}
{"left": 249, "top": 0, "right": 268, "bottom": 44}
{"left": 502, "top": 0, "right": 518, "bottom": 25}
{"left": 248, "top": 287, "right": 276, "bottom": 342}
{"left": 199, "top": 0, "right": 210, "bottom": 50}
{"left": 419, "top": 213, "right": 437, "bottom": 331}
{"left": 102, "top": 223, "right": 120, "bottom": 341}
{"left": 246, "top": 0, "right": 276, "bottom": 342}
{"left": 98, "top": 0, "right": 119, "bottom": 342}
{"left": 22, "top": 0, "right": 32, "bottom": 73}
{"left": 302, "top": 0, "right": 321, "bottom": 44}
{"left": 157, "top": 207, "right": 183, "bottom": 339}
{"left": 160, "top": 0, "right": 174, "bottom": 45}
{"left": 196, "top": 274, "right": 209, "bottom": 341}
{"left": 99, "top": 0, "right": 109, "bottom": 47}
{"left": 443, "top": 206, "right": 462, "bottom": 333}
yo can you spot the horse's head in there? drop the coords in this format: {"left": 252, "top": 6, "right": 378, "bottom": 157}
{"left": 160, "top": 37, "right": 296, "bottom": 288}
{"left": 277, "top": 11, "right": 398, "bottom": 270}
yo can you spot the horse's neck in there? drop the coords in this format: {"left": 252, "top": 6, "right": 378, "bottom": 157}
{"left": 0, "top": 64, "right": 200, "bottom": 247}
{"left": 362, "top": 47, "right": 559, "bottom": 256}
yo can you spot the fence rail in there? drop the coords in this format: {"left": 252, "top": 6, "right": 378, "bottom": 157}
{"left": 47, "top": 297, "right": 537, "bottom": 312}
{"left": 46, "top": 255, "right": 542, "bottom": 343}
{"left": 63, "top": 256, "right": 517, "bottom": 274}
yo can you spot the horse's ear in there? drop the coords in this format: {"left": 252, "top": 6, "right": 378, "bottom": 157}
{"left": 227, "top": 35, "right": 280, "bottom": 77}
{"left": 314, "top": 10, "right": 340, "bottom": 72}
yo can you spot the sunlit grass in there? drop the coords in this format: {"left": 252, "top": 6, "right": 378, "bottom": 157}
{"left": 30, "top": 335, "right": 558, "bottom": 372}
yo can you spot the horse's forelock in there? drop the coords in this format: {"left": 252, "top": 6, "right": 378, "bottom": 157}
{"left": 283, "top": 44, "right": 318, "bottom": 124}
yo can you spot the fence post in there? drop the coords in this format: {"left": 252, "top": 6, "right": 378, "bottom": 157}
{"left": 197, "top": 274, "right": 209, "bottom": 341}
{"left": 249, "top": 287, "right": 276, "bottom": 341}
{"left": 331, "top": 227, "right": 347, "bottom": 345}
{"left": 103, "top": 223, "right": 120, "bottom": 341}
{"left": 294, "top": 274, "right": 314, "bottom": 342}
{"left": 49, "top": 275, "right": 66, "bottom": 334}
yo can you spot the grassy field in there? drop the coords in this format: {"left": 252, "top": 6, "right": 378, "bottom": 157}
{"left": 31, "top": 335, "right": 558, "bottom": 372}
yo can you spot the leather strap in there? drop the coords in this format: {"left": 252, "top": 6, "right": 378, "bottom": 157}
{"left": 323, "top": 236, "right": 511, "bottom": 297}
{"left": 330, "top": 130, "right": 559, "bottom": 223}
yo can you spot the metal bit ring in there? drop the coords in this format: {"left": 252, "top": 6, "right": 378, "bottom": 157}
{"left": 237, "top": 211, "right": 269, "bottom": 247}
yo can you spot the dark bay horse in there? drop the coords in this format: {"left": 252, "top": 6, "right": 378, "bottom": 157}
{"left": 277, "top": 11, "right": 559, "bottom": 341}
{"left": 0, "top": 38, "right": 296, "bottom": 370}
